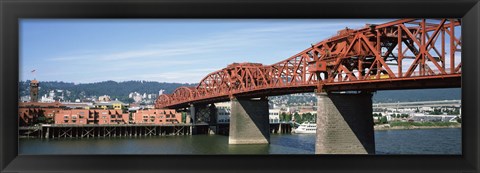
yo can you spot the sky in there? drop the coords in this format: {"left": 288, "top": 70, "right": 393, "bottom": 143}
{"left": 20, "top": 19, "right": 461, "bottom": 84}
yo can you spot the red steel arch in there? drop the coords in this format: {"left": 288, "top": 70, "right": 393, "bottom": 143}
{"left": 171, "top": 87, "right": 196, "bottom": 103}
{"left": 156, "top": 94, "right": 172, "bottom": 106}
{"left": 156, "top": 19, "right": 462, "bottom": 109}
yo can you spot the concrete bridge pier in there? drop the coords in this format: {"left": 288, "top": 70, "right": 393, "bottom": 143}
{"left": 229, "top": 97, "right": 270, "bottom": 144}
{"left": 315, "top": 92, "right": 375, "bottom": 154}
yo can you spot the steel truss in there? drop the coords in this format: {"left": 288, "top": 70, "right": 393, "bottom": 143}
{"left": 157, "top": 19, "right": 462, "bottom": 109}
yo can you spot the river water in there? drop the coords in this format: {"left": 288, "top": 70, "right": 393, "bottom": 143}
{"left": 19, "top": 128, "right": 461, "bottom": 155}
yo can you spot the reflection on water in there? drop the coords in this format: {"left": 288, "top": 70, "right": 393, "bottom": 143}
{"left": 19, "top": 128, "right": 461, "bottom": 155}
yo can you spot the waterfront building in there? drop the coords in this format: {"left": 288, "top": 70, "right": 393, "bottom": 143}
{"left": 269, "top": 109, "right": 280, "bottom": 123}
{"left": 94, "top": 100, "right": 128, "bottom": 110}
{"left": 96, "top": 109, "right": 129, "bottom": 125}
{"left": 61, "top": 102, "right": 94, "bottom": 109}
{"left": 98, "top": 95, "right": 111, "bottom": 102}
{"left": 54, "top": 109, "right": 129, "bottom": 125}
{"left": 411, "top": 114, "right": 459, "bottom": 122}
{"left": 214, "top": 102, "right": 231, "bottom": 124}
{"left": 213, "top": 102, "right": 285, "bottom": 124}
{"left": 18, "top": 101, "right": 65, "bottom": 126}
{"left": 29, "top": 79, "right": 39, "bottom": 102}
{"left": 20, "top": 95, "right": 31, "bottom": 102}
{"left": 132, "top": 109, "right": 182, "bottom": 124}
{"left": 217, "top": 107, "right": 231, "bottom": 124}
{"left": 54, "top": 109, "right": 90, "bottom": 125}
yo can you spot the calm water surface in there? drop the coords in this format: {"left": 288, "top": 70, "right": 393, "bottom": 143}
{"left": 19, "top": 128, "right": 461, "bottom": 155}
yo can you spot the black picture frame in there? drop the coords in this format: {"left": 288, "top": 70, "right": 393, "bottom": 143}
{"left": 1, "top": 0, "right": 479, "bottom": 172}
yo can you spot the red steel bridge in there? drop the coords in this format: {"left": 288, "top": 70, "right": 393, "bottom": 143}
{"left": 156, "top": 19, "right": 461, "bottom": 109}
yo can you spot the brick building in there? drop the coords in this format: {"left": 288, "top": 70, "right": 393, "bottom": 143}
{"left": 18, "top": 101, "right": 64, "bottom": 126}
{"left": 54, "top": 109, "right": 129, "bottom": 125}
{"left": 133, "top": 109, "right": 181, "bottom": 124}
{"left": 20, "top": 101, "right": 181, "bottom": 126}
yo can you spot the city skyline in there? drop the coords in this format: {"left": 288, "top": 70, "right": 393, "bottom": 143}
{"left": 20, "top": 19, "right": 395, "bottom": 84}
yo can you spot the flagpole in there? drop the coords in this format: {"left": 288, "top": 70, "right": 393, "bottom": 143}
{"left": 31, "top": 69, "right": 36, "bottom": 80}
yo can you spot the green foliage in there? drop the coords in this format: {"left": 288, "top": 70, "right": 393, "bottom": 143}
{"left": 430, "top": 108, "right": 443, "bottom": 115}
{"left": 37, "top": 116, "right": 47, "bottom": 124}
{"left": 288, "top": 112, "right": 316, "bottom": 124}
{"left": 390, "top": 121, "right": 460, "bottom": 127}
{"left": 446, "top": 108, "right": 460, "bottom": 115}
{"left": 181, "top": 112, "right": 187, "bottom": 123}
{"left": 379, "top": 116, "right": 388, "bottom": 124}
{"left": 279, "top": 112, "right": 288, "bottom": 122}
{"left": 284, "top": 113, "right": 292, "bottom": 122}
{"left": 456, "top": 116, "right": 462, "bottom": 123}
{"left": 293, "top": 112, "right": 302, "bottom": 123}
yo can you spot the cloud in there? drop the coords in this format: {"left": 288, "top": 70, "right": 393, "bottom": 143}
{"left": 47, "top": 20, "right": 376, "bottom": 63}
{"left": 101, "top": 68, "right": 218, "bottom": 83}
{"left": 36, "top": 19, "right": 395, "bottom": 83}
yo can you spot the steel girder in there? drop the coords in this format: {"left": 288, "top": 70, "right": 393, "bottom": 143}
{"left": 156, "top": 19, "right": 462, "bottom": 109}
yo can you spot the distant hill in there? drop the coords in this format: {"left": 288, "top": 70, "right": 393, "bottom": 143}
{"left": 19, "top": 80, "right": 197, "bottom": 103}
{"left": 19, "top": 80, "right": 461, "bottom": 103}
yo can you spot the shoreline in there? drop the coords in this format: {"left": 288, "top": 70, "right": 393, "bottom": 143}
{"left": 374, "top": 124, "right": 461, "bottom": 131}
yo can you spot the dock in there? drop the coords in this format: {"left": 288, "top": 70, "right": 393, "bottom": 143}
{"left": 19, "top": 122, "right": 293, "bottom": 139}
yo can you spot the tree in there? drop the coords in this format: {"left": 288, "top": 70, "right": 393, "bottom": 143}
{"left": 37, "top": 116, "right": 47, "bottom": 124}
{"left": 380, "top": 116, "right": 388, "bottom": 124}
{"left": 301, "top": 112, "right": 314, "bottom": 122}
{"left": 280, "top": 112, "right": 287, "bottom": 122}
{"left": 293, "top": 113, "right": 302, "bottom": 124}
{"left": 181, "top": 112, "right": 187, "bottom": 123}
{"left": 456, "top": 116, "right": 462, "bottom": 123}
{"left": 285, "top": 113, "right": 292, "bottom": 122}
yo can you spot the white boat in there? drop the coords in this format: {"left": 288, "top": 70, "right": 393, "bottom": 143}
{"left": 294, "top": 122, "right": 317, "bottom": 133}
